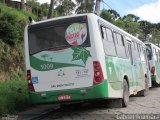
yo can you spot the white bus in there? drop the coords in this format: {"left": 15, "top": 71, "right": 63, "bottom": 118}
{"left": 24, "top": 13, "right": 149, "bottom": 107}
{"left": 145, "top": 42, "right": 160, "bottom": 86}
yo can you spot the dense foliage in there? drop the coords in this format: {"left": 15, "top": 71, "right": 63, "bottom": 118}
{"left": 0, "top": 2, "right": 36, "bottom": 115}
{"left": 0, "top": 80, "right": 29, "bottom": 114}
{"left": 0, "top": 3, "right": 36, "bottom": 80}
{"left": 0, "top": 13, "right": 25, "bottom": 45}
{"left": 100, "top": 9, "right": 160, "bottom": 45}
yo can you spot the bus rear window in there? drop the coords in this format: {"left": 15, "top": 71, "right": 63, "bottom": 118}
{"left": 28, "top": 20, "right": 90, "bottom": 55}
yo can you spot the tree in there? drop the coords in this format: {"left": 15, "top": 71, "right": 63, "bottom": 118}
{"left": 48, "top": 0, "right": 55, "bottom": 18}
{"left": 100, "top": 9, "right": 122, "bottom": 24}
{"left": 27, "top": 1, "right": 50, "bottom": 18}
{"left": 100, "top": 10, "right": 114, "bottom": 23}
{"left": 122, "top": 14, "right": 141, "bottom": 36}
{"left": 139, "top": 20, "right": 152, "bottom": 40}
{"left": 115, "top": 19, "right": 125, "bottom": 29}
{"left": 95, "top": 0, "right": 101, "bottom": 15}
{"left": 108, "top": 9, "right": 121, "bottom": 20}
{"left": 21, "top": 0, "right": 25, "bottom": 10}
{"left": 41, "top": 3, "right": 50, "bottom": 17}
{"left": 55, "top": 0, "right": 75, "bottom": 16}
{"left": 150, "top": 29, "right": 160, "bottom": 46}
{"left": 156, "top": 23, "right": 160, "bottom": 31}
{"left": 76, "top": 0, "right": 95, "bottom": 13}
{"left": 123, "top": 14, "right": 140, "bottom": 22}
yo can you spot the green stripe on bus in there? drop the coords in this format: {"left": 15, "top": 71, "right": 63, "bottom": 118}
{"left": 30, "top": 56, "right": 84, "bottom": 71}
{"left": 151, "top": 75, "right": 156, "bottom": 81}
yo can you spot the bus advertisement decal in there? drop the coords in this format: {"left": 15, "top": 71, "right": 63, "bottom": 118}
{"left": 30, "top": 56, "right": 84, "bottom": 71}
{"left": 29, "top": 47, "right": 92, "bottom": 71}
{"left": 71, "top": 47, "right": 91, "bottom": 65}
{"left": 65, "top": 23, "right": 87, "bottom": 46}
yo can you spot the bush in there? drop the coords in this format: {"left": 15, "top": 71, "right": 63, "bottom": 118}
{"left": 0, "top": 80, "right": 30, "bottom": 114}
{"left": 0, "top": 13, "right": 26, "bottom": 45}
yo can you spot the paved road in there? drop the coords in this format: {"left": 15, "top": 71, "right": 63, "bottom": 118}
{"left": 43, "top": 87, "right": 160, "bottom": 120}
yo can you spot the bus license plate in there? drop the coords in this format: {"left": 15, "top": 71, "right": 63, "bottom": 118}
{"left": 58, "top": 94, "right": 71, "bottom": 101}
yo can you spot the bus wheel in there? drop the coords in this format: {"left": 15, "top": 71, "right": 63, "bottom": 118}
{"left": 122, "top": 80, "right": 129, "bottom": 107}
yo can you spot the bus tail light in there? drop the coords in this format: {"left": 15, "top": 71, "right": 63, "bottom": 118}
{"left": 93, "top": 61, "right": 104, "bottom": 85}
{"left": 151, "top": 66, "right": 155, "bottom": 75}
{"left": 27, "top": 70, "right": 35, "bottom": 92}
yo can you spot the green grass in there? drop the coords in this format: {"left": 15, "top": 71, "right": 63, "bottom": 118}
{"left": 0, "top": 3, "right": 37, "bottom": 20}
{"left": 0, "top": 80, "right": 30, "bottom": 114}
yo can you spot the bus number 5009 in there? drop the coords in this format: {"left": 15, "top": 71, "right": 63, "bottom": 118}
{"left": 40, "top": 64, "right": 54, "bottom": 70}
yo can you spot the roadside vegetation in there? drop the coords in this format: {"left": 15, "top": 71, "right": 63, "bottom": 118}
{"left": 0, "top": 3, "right": 36, "bottom": 80}
{"left": 0, "top": 80, "right": 29, "bottom": 114}
{"left": 0, "top": 3, "right": 36, "bottom": 115}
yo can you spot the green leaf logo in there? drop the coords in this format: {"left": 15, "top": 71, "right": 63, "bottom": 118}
{"left": 71, "top": 47, "right": 91, "bottom": 65}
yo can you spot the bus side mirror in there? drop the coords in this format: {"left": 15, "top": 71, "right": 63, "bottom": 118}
{"left": 28, "top": 17, "right": 36, "bottom": 24}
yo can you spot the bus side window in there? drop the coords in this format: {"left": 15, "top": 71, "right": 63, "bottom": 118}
{"left": 146, "top": 48, "right": 152, "bottom": 60}
{"left": 134, "top": 42, "right": 137, "bottom": 50}
{"left": 113, "top": 32, "right": 118, "bottom": 44}
{"left": 133, "top": 42, "right": 140, "bottom": 61}
{"left": 114, "top": 32, "right": 127, "bottom": 58}
{"left": 137, "top": 43, "right": 141, "bottom": 59}
{"left": 106, "top": 28, "right": 114, "bottom": 42}
{"left": 154, "top": 48, "right": 158, "bottom": 62}
{"left": 140, "top": 46, "right": 145, "bottom": 62}
{"left": 159, "top": 50, "right": 160, "bottom": 63}
{"left": 156, "top": 50, "right": 159, "bottom": 62}
{"left": 100, "top": 26, "right": 107, "bottom": 40}
{"left": 126, "top": 41, "right": 133, "bottom": 64}
{"left": 125, "top": 40, "right": 129, "bottom": 57}
{"left": 101, "top": 27, "right": 117, "bottom": 56}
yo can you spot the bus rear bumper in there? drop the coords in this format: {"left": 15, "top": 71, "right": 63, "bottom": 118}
{"left": 29, "top": 80, "right": 108, "bottom": 104}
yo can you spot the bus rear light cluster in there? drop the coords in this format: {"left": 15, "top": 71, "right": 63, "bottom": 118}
{"left": 27, "top": 71, "right": 31, "bottom": 80}
{"left": 151, "top": 66, "right": 155, "bottom": 75}
{"left": 27, "top": 70, "right": 35, "bottom": 92}
{"left": 93, "top": 61, "right": 104, "bottom": 85}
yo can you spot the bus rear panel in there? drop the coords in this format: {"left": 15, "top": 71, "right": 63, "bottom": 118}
{"left": 25, "top": 15, "right": 108, "bottom": 104}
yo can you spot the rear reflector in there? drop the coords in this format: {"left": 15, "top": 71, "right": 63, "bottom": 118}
{"left": 27, "top": 70, "right": 35, "bottom": 92}
{"left": 93, "top": 61, "right": 104, "bottom": 85}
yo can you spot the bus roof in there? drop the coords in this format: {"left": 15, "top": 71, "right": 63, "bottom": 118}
{"left": 145, "top": 42, "right": 160, "bottom": 50}
{"left": 30, "top": 13, "right": 93, "bottom": 25}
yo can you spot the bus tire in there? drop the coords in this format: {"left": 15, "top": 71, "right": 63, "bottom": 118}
{"left": 122, "top": 80, "right": 129, "bottom": 107}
